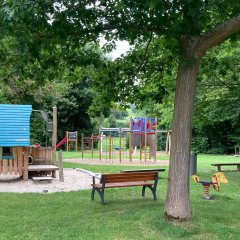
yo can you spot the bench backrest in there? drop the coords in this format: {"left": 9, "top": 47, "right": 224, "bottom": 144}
{"left": 100, "top": 172, "right": 158, "bottom": 184}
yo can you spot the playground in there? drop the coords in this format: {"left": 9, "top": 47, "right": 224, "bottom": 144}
{"left": 56, "top": 117, "right": 172, "bottom": 165}
{"left": 0, "top": 104, "right": 240, "bottom": 239}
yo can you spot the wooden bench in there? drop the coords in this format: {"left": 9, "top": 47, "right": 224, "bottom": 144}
{"left": 91, "top": 171, "right": 159, "bottom": 204}
{"left": 211, "top": 163, "right": 240, "bottom": 172}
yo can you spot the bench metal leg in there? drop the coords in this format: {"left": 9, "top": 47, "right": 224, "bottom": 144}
{"left": 95, "top": 188, "right": 105, "bottom": 204}
{"left": 91, "top": 188, "right": 95, "bottom": 201}
{"left": 142, "top": 186, "right": 146, "bottom": 197}
{"left": 217, "top": 166, "right": 221, "bottom": 171}
{"left": 142, "top": 186, "right": 157, "bottom": 200}
{"left": 146, "top": 186, "right": 157, "bottom": 200}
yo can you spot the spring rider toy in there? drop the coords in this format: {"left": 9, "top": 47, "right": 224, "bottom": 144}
{"left": 192, "top": 172, "right": 228, "bottom": 200}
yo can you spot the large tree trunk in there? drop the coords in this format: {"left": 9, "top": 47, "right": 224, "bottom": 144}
{"left": 164, "top": 56, "right": 201, "bottom": 220}
{"left": 163, "top": 16, "right": 240, "bottom": 221}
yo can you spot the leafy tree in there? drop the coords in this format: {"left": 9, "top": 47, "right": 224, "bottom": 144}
{"left": 192, "top": 40, "right": 240, "bottom": 153}
{"left": 57, "top": 79, "right": 96, "bottom": 139}
{"left": 111, "top": 109, "right": 128, "bottom": 120}
{"left": 2, "top": 0, "right": 240, "bottom": 221}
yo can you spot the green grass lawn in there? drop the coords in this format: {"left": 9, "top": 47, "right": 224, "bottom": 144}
{"left": 1, "top": 154, "right": 240, "bottom": 240}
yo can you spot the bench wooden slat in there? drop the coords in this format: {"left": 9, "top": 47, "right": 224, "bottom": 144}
{"left": 92, "top": 181, "right": 153, "bottom": 189}
{"left": 100, "top": 172, "right": 157, "bottom": 183}
{"left": 102, "top": 172, "right": 157, "bottom": 178}
{"left": 101, "top": 176, "right": 155, "bottom": 183}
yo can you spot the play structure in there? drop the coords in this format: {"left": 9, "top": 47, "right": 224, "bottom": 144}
{"left": 192, "top": 172, "right": 228, "bottom": 200}
{"left": 129, "top": 117, "right": 157, "bottom": 161}
{"left": 56, "top": 131, "right": 78, "bottom": 151}
{"left": 81, "top": 133, "right": 101, "bottom": 159}
{"left": 98, "top": 127, "right": 129, "bottom": 162}
{"left": 0, "top": 104, "right": 63, "bottom": 181}
{"left": 80, "top": 117, "right": 171, "bottom": 163}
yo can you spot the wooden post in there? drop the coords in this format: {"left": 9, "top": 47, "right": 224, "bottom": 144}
{"left": 2, "top": 158, "right": 8, "bottom": 174}
{"left": 66, "top": 131, "right": 69, "bottom": 151}
{"left": 99, "top": 132, "right": 102, "bottom": 161}
{"left": 82, "top": 133, "right": 84, "bottom": 160}
{"left": 140, "top": 134, "right": 142, "bottom": 162}
{"left": 17, "top": 147, "right": 23, "bottom": 176}
{"left": 91, "top": 133, "right": 94, "bottom": 159}
{"left": 109, "top": 134, "right": 112, "bottom": 160}
{"left": 58, "top": 150, "right": 64, "bottom": 182}
{"left": 154, "top": 116, "right": 157, "bottom": 162}
{"left": 145, "top": 118, "right": 147, "bottom": 163}
{"left": 75, "top": 131, "right": 78, "bottom": 151}
{"left": 52, "top": 106, "right": 57, "bottom": 178}
{"left": 129, "top": 119, "right": 132, "bottom": 162}
{"left": 23, "top": 147, "right": 28, "bottom": 181}
{"left": 119, "top": 129, "right": 122, "bottom": 163}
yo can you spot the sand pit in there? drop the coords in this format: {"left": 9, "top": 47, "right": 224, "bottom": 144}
{"left": 0, "top": 169, "right": 93, "bottom": 193}
{"left": 0, "top": 159, "right": 169, "bottom": 194}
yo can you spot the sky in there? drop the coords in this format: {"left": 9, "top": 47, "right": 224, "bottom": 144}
{"left": 108, "top": 40, "right": 130, "bottom": 59}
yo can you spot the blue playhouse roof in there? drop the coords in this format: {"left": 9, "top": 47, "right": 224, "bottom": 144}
{"left": 0, "top": 104, "right": 32, "bottom": 147}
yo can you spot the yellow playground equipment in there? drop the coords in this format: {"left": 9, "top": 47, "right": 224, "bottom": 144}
{"left": 192, "top": 172, "right": 228, "bottom": 200}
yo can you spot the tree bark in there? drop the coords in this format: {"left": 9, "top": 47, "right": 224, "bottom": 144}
{"left": 164, "top": 55, "right": 201, "bottom": 220}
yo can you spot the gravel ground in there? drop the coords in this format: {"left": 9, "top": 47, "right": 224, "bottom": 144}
{"left": 0, "top": 169, "right": 93, "bottom": 193}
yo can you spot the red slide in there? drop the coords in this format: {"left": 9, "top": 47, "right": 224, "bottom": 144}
{"left": 56, "top": 136, "right": 67, "bottom": 149}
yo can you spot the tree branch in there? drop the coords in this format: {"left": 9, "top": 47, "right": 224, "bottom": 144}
{"left": 198, "top": 15, "right": 240, "bottom": 55}
{"left": 136, "top": 32, "right": 153, "bottom": 73}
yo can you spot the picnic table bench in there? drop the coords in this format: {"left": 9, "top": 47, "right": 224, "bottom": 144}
{"left": 91, "top": 171, "right": 159, "bottom": 204}
{"left": 211, "top": 163, "right": 240, "bottom": 172}
{"left": 120, "top": 168, "right": 165, "bottom": 173}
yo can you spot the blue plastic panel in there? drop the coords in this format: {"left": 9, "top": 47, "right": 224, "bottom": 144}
{"left": 0, "top": 104, "right": 32, "bottom": 146}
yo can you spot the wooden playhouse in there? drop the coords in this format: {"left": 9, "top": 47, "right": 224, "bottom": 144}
{"left": 0, "top": 104, "right": 58, "bottom": 180}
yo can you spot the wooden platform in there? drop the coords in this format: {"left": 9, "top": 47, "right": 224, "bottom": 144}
{"left": 28, "top": 165, "right": 59, "bottom": 171}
